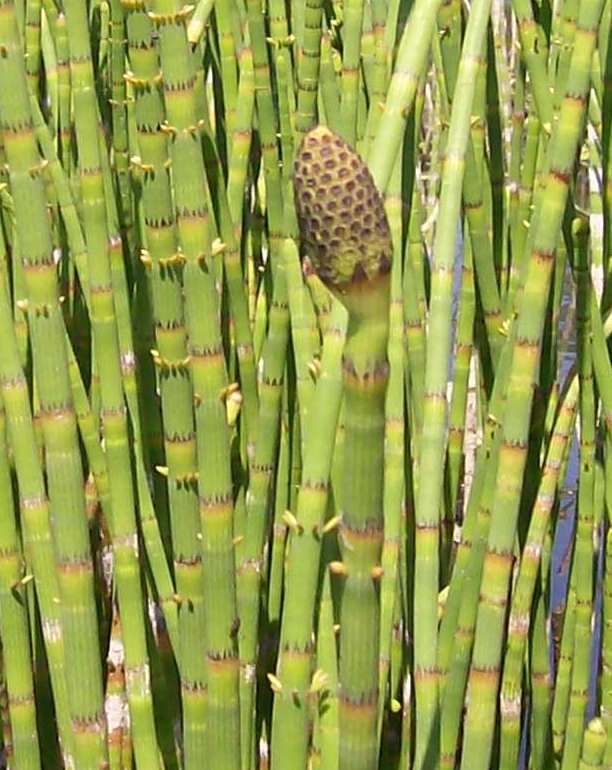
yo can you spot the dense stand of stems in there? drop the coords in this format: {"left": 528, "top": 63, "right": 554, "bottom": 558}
{"left": 0, "top": 0, "right": 609, "bottom": 768}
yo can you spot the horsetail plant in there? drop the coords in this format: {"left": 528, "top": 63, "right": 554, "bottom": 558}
{"left": 63, "top": 0, "right": 163, "bottom": 765}
{"left": 147, "top": 0, "right": 242, "bottom": 766}
{"left": 0, "top": 0, "right": 609, "bottom": 768}
{"left": 0, "top": 5, "right": 108, "bottom": 767}
{"left": 123, "top": 2, "right": 207, "bottom": 763}
{"left": 294, "top": 124, "right": 392, "bottom": 770}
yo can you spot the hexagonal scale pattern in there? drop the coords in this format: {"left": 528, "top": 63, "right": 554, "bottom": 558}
{"left": 293, "top": 125, "right": 392, "bottom": 290}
